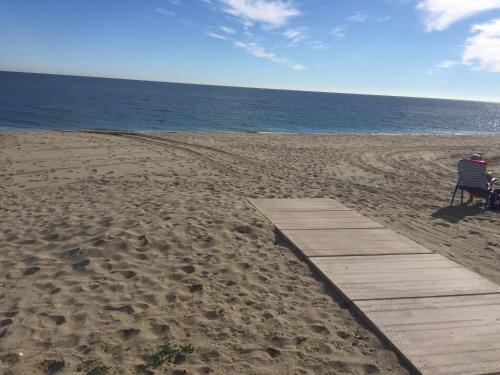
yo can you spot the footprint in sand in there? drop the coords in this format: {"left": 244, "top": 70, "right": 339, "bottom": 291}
{"left": 0, "top": 319, "right": 13, "bottom": 327}
{"left": 181, "top": 265, "right": 196, "bottom": 274}
{"left": 165, "top": 293, "right": 177, "bottom": 303}
{"left": 104, "top": 304, "right": 134, "bottom": 315}
{"left": 117, "top": 270, "right": 136, "bottom": 279}
{"left": 121, "top": 328, "right": 140, "bottom": 340}
{"left": 40, "top": 359, "right": 65, "bottom": 374}
{"left": 265, "top": 347, "right": 281, "bottom": 358}
{"left": 190, "top": 283, "right": 203, "bottom": 293}
{"left": 23, "top": 266, "right": 40, "bottom": 276}
{"left": 310, "top": 324, "right": 330, "bottom": 335}
{"left": 3, "top": 311, "right": 18, "bottom": 318}
{"left": 48, "top": 315, "right": 66, "bottom": 325}
{"left": 71, "top": 259, "right": 90, "bottom": 270}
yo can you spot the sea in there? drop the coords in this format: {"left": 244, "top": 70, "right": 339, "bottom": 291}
{"left": 1, "top": 71, "right": 499, "bottom": 134}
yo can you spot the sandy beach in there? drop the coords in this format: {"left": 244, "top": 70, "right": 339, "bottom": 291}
{"left": 1, "top": 131, "right": 500, "bottom": 375}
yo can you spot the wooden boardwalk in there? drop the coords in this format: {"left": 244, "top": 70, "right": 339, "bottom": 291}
{"left": 249, "top": 198, "right": 500, "bottom": 375}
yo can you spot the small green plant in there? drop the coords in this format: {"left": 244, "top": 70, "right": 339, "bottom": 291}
{"left": 147, "top": 338, "right": 195, "bottom": 368}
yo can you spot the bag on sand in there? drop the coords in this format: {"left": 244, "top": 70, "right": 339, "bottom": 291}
{"left": 490, "top": 190, "right": 500, "bottom": 210}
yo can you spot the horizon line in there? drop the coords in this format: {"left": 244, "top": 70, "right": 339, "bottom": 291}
{"left": 2, "top": 69, "right": 499, "bottom": 105}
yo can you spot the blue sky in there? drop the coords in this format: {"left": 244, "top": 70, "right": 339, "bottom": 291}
{"left": 1, "top": 0, "right": 499, "bottom": 102}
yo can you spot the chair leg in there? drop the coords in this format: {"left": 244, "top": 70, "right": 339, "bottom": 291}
{"left": 450, "top": 184, "right": 459, "bottom": 207}
{"left": 484, "top": 193, "right": 491, "bottom": 211}
{"left": 450, "top": 184, "right": 458, "bottom": 207}
{"left": 460, "top": 188, "right": 464, "bottom": 206}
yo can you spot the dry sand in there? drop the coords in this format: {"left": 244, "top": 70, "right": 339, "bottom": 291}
{"left": 1, "top": 131, "right": 499, "bottom": 375}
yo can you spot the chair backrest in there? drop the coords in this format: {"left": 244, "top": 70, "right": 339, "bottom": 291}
{"left": 458, "top": 159, "right": 488, "bottom": 190}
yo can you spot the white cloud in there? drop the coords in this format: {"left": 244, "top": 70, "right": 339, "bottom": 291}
{"left": 234, "top": 41, "right": 284, "bottom": 61}
{"left": 200, "top": 0, "right": 213, "bottom": 4}
{"left": 416, "top": 0, "right": 500, "bottom": 32}
{"left": 233, "top": 40, "right": 305, "bottom": 69}
{"left": 348, "top": 11, "right": 368, "bottom": 23}
{"left": 220, "top": 26, "right": 236, "bottom": 34}
{"left": 378, "top": 16, "right": 392, "bottom": 22}
{"left": 331, "top": 25, "right": 348, "bottom": 39}
{"left": 283, "top": 27, "right": 309, "bottom": 45}
{"left": 426, "top": 59, "right": 460, "bottom": 74}
{"left": 437, "top": 59, "right": 459, "bottom": 68}
{"left": 309, "top": 40, "right": 329, "bottom": 50}
{"left": 169, "top": 0, "right": 181, "bottom": 5}
{"left": 219, "top": 0, "right": 300, "bottom": 27}
{"left": 463, "top": 18, "right": 500, "bottom": 72}
{"left": 222, "top": 25, "right": 325, "bottom": 54}
{"left": 428, "top": 19, "right": 500, "bottom": 74}
{"left": 155, "top": 8, "right": 176, "bottom": 16}
{"left": 203, "top": 1, "right": 305, "bottom": 69}
{"left": 207, "top": 31, "right": 228, "bottom": 40}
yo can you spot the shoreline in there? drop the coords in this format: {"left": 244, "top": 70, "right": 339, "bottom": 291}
{"left": 1, "top": 129, "right": 500, "bottom": 136}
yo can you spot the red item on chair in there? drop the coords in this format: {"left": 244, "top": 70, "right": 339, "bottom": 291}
{"left": 468, "top": 159, "right": 491, "bottom": 166}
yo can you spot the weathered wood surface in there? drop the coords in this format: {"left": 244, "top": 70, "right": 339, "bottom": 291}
{"left": 249, "top": 198, "right": 500, "bottom": 374}
{"left": 262, "top": 210, "right": 384, "bottom": 230}
{"left": 355, "top": 294, "right": 500, "bottom": 375}
{"left": 281, "top": 228, "right": 432, "bottom": 256}
{"left": 310, "top": 254, "right": 500, "bottom": 301}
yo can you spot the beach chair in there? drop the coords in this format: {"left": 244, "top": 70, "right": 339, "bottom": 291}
{"left": 450, "top": 159, "right": 495, "bottom": 210}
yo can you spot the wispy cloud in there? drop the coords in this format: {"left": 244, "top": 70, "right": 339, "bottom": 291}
{"left": 234, "top": 41, "right": 285, "bottom": 61}
{"left": 233, "top": 40, "right": 305, "bottom": 69}
{"left": 427, "top": 59, "right": 460, "bottom": 74}
{"left": 207, "top": 31, "right": 228, "bottom": 40}
{"left": 284, "top": 32, "right": 329, "bottom": 50}
{"left": 463, "top": 18, "right": 500, "bottom": 72}
{"left": 219, "top": 0, "right": 300, "bottom": 28}
{"left": 155, "top": 8, "right": 176, "bottom": 16}
{"left": 331, "top": 25, "right": 348, "bottom": 39}
{"left": 283, "top": 27, "right": 309, "bottom": 45}
{"left": 220, "top": 26, "right": 236, "bottom": 34}
{"left": 348, "top": 11, "right": 368, "bottom": 23}
{"left": 378, "top": 16, "right": 392, "bottom": 22}
{"left": 416, "top": 0, "right": 500, "bottom": 32}
{"left": 203, "top": 1, "right": 306, "bottom": 70}
{"left": 309, "top": 40, "right": 329, "bottom": 50}
{"left": 437, "top": 59, "right": 459, "bottom": 68}
{"left": 200, "top": 0, "right": 217, "bottom": 9}
{"left": 169, "top": 0, "right": 181, "bottom": 5}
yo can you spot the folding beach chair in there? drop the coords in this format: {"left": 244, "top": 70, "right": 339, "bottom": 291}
{"left": 450, "top": 159, "right": 495, "bottom": 210}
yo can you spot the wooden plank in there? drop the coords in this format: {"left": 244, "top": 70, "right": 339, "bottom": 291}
{"left": 281, "top": 229, "right": 432, "bottom": 256}
{"left": 310, "top": 254, "right": 500, "bottom": 301}
{"left": 355, "top": 294, "right": 500, "bottom": 375}
{"left": 250, "top": 198, "right": 500, "bottom": 374}
{"left": 248, "top": 198, "right": 351, "bottom": 212}
{"left": 264, "top": 210, "right": 384, "bottom": 230}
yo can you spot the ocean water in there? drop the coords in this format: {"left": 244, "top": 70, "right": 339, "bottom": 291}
{"left": 1, "top": 71, "right": 499, "bottom": 134}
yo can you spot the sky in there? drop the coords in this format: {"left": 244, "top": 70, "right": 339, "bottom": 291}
{"left": 1, "top": 0, "right": 499, "bottom": 102}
